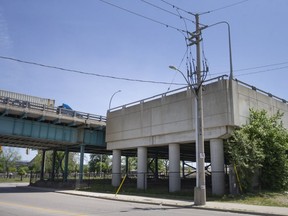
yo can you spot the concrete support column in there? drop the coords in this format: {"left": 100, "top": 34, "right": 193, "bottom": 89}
{"left": 137, "top": 147, "right": 147, "bottom": 190}
{"left": 40, "top": 150, "right": 46, "bottom": 180}
{"left": 169, "top": 143, "right": 181, "bottom": 192}
{"left": 154, "top": 154, "right": 159, "bottom": 179}
{"left": 51, "top": 149, "right": 57, "bottom": 181}
{"left": 64, "top": 148, "right": 69, "bottom": 182}
{"left": 79, "top": 145, "right": 85, "bottom": 182}
{"left": 210, "top": 139, "right": 225, "bottom": 195}
{"left": 112, "top": 149, "right": 121, "bottom": 187}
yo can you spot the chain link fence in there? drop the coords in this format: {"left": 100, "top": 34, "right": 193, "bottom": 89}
{"left": 28, "top": 171, "right": 216, "bottom": 193}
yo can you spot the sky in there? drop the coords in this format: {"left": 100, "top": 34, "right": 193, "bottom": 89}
{"left": 0, "top": 0, "right": 287, "bottom": 161}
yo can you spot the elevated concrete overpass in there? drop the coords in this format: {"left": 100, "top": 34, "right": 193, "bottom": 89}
{"left": 0, "top": 95, "right": 106, "bottom": 181}
{"left": 106, "top": 76, "right": 288, "bottom": 195}
{"left": 2, "top": 76, "right": 287, "bottom": 194}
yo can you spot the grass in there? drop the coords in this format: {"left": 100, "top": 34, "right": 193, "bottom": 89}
{"left": 81, "top": 179, "right": 195, "bottom": 201}
{"left": 80, "top": 179, "right": 288, "bottom": 208}
{"left": 219, "top": 192, "right": 288, "bottom": 208}
{"left": 0, "top": 177, "right": 30, "bottom": 183}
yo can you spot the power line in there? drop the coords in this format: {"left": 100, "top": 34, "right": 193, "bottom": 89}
{"left": 0, "top": 56, "right": 185, "bottom": 86}
{"left": 158, "top": 0, "right": 207, "bottom": 27}
{"left": 200, "top": 0, "right": 249, "bottom": 15}
{"left": 160, "top": 0, "right": 248, "bottom": 17}
{"left": 210, "top": 60, "right": 288, "bottom": 76}
{"left": 140, "top": 0, "right": 196, "bottom": 24}
{"left": 235, "top": 65, "right": 288, "bottom": 77}
{"left": 97, "top": 0, "right": 186, "bottom": 33}
{"left": 235, "top": 61, "right": 288, "bottom": 72}
{"left": 159, "top": 0, "right": 196, "bottom": 16}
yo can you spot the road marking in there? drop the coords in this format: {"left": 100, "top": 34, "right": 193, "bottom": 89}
{"left": 0, "top": 201, "right": 87, "bottom": 216}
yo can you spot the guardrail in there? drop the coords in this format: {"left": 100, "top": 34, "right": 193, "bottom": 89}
{"left": 108, "top": 75, "right": 229, "bottom": 112}
{"left": 108, "top": 75, "right": 287, "bottom": 113}
{"left": 234, "top": 78, "right": 287, "bottom": 104}
{"left": 0, "top": 96, "right": 106, "bottom": 122}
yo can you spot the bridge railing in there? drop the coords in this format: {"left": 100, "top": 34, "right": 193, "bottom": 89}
{"left": 234, "top": 78, "right": 287, "bottom": 104}
{"left": 0, "top": 96, "right": 106, "bottom": 122}
{"left": 108, "top": 75, "right": 229, "bottom": 112}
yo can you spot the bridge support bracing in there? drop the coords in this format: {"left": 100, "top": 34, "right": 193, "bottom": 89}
{"left": 125, "top": 156, "right": 129, "bottom": 173}
{"left": 154, "top": 153, "right": 159, "bottom": 179}
{"left": 64, "top": 148, "right": 69, "bottom": 182}
{"left": 137, "top": 147, "right": 147, "bottom": 190}
{"left": 79, "top": 145, "right": 85, "bottom": 182}
{"left": 51, "top": 149, "right": 57, "bottom": 181}
{"left": 40, "top": 149, "right": 46, "bottom": 181}
{"left": 210, "top": 139, "right": 225, "bottom": 195}
{"left": 112, "top": 149, "right": 121, "bottom": 187}
{"left": 169, "top": 143, "right": 181, "bottom": 192}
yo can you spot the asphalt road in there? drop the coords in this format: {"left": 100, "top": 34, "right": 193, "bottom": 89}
{"left": 0, "top": 183, "right": 255, "bottom": 216}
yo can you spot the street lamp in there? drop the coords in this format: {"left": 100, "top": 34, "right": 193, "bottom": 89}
{"left": 169, "top": 66, "right": 191, "bottom": 86}
{"left": 169, "top": 63, "right": 206, "bottom": 205}
{"left": 108, "top": 90, "right": 122, "bottom": 110}
{"left": 202, "top": 21, "right": 233, "bottom": 79}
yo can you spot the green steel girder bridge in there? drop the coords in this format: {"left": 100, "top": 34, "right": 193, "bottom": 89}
{"left": 0, "top": 96, "right": 107, "bottom": 181}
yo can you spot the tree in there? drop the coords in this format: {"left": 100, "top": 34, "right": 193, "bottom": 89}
{"left": 89, "top": 154, "right": 111, "bottom": 174}
{"left": 225, "top": 109, "right": 288, "bottom": 192}
{"left": 147, "top": 158, "right": 168, "bottom": 176}
{"left": 0, "top": 147, "right": 21, "bottom": 178}
{"left": 18, "top": 167, "right": 27, "bottom": 181}
{"left": 124, "top": 157, "right": 137, "bottom": 173}
{"left": 30, "top": 151, "right": 78, "bottom": 177}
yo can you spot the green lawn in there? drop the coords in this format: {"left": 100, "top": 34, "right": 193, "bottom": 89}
{"left": 81, "top": 179, "right": 288, "bottom": 208}
{"left": 0, "top": 177, "right": 30, "bottom": 183}
{"left": 220, "top": 192, "right": 288, "bottom": 208}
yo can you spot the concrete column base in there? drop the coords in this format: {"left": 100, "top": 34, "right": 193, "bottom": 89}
{"left": 112, "top": 149, "right": 121, "bottom": 187}
{"left": 137, "top": 147, "right": 147, "bottom": 190}
{"left": 169, "top": 143, "right": 181, "bottom": 192}
{"left": 210, "top": 138, "right": 225, "bottom": 195}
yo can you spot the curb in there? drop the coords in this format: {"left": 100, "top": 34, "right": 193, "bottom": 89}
{"left": 29, "top": 186, "right": 288, "bottom": 216}
{"left": 55, "top": 190, "right": 288, "bottom": 216}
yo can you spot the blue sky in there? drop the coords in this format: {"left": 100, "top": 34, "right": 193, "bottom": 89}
{"left": 0, "top": 0, "right": 287, "bottom": 160}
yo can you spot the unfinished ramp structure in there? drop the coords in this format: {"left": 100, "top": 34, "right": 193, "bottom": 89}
{"left": 106, "top": 77, "right": 288, "bottom": 195}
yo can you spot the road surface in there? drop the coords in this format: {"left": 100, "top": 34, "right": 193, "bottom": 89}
{"left": 0, "top": 183, "right": 255, "bottom": 216}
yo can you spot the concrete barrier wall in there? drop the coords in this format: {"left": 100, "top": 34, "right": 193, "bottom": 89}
{"left": 106, "top": 79, "right": 233, "bottom": 149}
{"left": 106, "top": 79, "right": 288, "bottom": 150}
{"left": 233, "top": 81, "right": 288, "bottom": 127}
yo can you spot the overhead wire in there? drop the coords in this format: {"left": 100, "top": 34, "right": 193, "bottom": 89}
{"left": 159, "top": 0, "right": 196, "bottom": 16}
{"left": 0, "top": 56, "right": 185, "bottom": 86}
{"left": 155, "top": 0, "right": 212, "bottom": 86}
{"left": 166, "top": 7, "right": 196, "bottom": 91}
{"left": 97, "top": 0, "right": 186, "bottom": 33}
{"left": 234, "top": 61, "right": 288, "bottom": 72}
{"left": 210, "top": 61, "right": 288, "bottom": 76}
{"left": 235, "top": 65, "right": 288, "bottom": 77}
{"left": 200, "top": 0, "right": 249, "bottom": 15}
{"left": 140, "top": 0, "right": 196, "bottom": 24}
{"left": 201, "top": 37, "right": 209, "bottom": 81}
{"left": 176, "top": 8, "right": 196, "bottom": 85}
{"left": 158, "top": 0, "right": 207, "bottom": 27}
{"left": 166, "top": 48, "right": 188, "bottom": 91}
{"left": 98, "top": 0, "right": 210, "bottom": 87}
